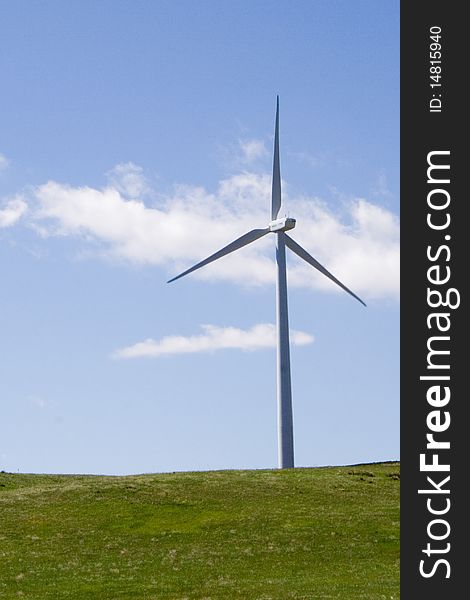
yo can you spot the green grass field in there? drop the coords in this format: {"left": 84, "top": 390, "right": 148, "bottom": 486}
{"left": 0, "top": 463, "right": 399, "bottom": 599}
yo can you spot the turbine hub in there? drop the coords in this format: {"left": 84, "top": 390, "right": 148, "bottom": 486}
{"left": 269, "top": 217, "right": 296, "bottom": 232}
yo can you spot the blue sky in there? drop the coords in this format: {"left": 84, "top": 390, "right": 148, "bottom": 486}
{"left": 1, "top": 1, "right": 399, "bottom": 475}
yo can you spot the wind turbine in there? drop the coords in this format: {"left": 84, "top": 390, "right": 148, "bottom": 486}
{"left": 168, "top": 97, "right": 366, "bottom": 469}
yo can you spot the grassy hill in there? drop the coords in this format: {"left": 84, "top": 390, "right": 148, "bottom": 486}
{"left": 0, "top": 463, "right": 399, "bottom": 599}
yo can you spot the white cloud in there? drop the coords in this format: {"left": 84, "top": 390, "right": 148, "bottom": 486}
{"left": 291, "top": 151, "right": 323, "bottom": 168}
{"left": 29, "top": 168, "right": 399, "bottom": 300}
{"left": 0, "top": 196, "right": 27, "bottom": 228}
{"left": 29, "top": 395, "right": 47, "bottom": 409}
{"left": 0, "top": 153, "right": 9, "bottom": 171}
{"left": 106, "top": 162, "right": 149, "bottom": 198}
{"left": 239, "top": 139, "right": 268, "bottom": 163}
{"left": 113, "top": 323, "right": 314, "bottom": 359}
{"left": 371, "top": 169, "right": 394, "bottom": 199}
{"left": 285, "top": 197, "right": 400, "bottom": 299}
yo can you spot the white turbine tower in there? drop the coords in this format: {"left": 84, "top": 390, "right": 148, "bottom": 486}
{"left": 168, "top": 97, "right": 366, "bottom": 469}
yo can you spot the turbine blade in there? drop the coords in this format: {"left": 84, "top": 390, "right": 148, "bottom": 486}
{"left": 271, "top": 95, "right": 281, "bottom": 220}
{"left": 167, "top": 228, "right": 270, "bottom": 283}
{"left": 284, "top": 234, "right": 366, "bottom": 307}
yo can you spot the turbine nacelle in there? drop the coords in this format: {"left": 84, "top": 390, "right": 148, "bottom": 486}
{"left": 269, "top": 217, "right": 296, "bottom": 233}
